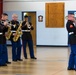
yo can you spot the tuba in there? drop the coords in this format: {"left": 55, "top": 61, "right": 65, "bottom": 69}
{"left": 13, "top": 21, "right": 22, "bottom": 42}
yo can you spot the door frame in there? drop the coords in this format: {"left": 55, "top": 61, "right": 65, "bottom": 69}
{"left": 22, "top": 11, "right": 37, "bottom": 46}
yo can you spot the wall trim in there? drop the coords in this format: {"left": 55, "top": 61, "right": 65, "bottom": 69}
{"left": 36, "top": 45, "right": 68, "bottom": 47}
{"left": 3, "top": 0, "right": 52, "bottom": 2}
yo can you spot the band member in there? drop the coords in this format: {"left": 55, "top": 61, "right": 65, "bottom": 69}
{"left": 22, "top": 15, "right": 37, "bottom": 59}
{"left": 0, "top": 13, "right": 11, "bottom": 66}
{"left": 66, "top": 13, "right": 76, "bottom": 71}
{"left": 10, "top": 14, "right": 22, "bottom": 61}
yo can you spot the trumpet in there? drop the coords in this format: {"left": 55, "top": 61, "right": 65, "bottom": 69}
{"left": 5, "top": 20, "right": 11, "bottom": 25}
{"left": 26, "top": 22, "right": 31, "bottom": 29}
{"left": 0, "top": 20, "right": 12, "bottom": 40}
{"left": 0, "top": 21, "right": 4, "bottom": 24}
{"left": 0, "top": 20, "right": 11, "bottom": 25}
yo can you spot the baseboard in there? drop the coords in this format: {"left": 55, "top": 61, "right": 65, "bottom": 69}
{"left": 7, "top": 45, "right": 68, "bottom": 47}
{"left": 36, "top": 45, "right": 68, "bottom": 47}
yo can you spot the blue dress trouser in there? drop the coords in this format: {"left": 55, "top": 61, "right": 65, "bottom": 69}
{"left": 11, "top": 39, "right": 21, "bottom": 61}
{"left": 3, "top": 44, "right": 8, "bottom": 62}
{"left": 22, "top": 40, "right": 34, "bottom": 58}
{"left": 68, "top": 44, "right": 76, "bottom": 69}
{"left": 0, "top": 44, "right": 7, "bottom": 65}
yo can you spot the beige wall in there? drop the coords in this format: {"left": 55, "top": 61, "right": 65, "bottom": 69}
{"left": 3, "top": 1, "right": 76, "bottom": 45}
{"left": 3, "top": 2, "right": 45, "bottom": 11}
{"left": 3, "top": 0, "right": 76, "bottom": 1}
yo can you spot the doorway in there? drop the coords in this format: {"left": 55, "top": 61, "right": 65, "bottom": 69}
{"left": 22, "top": 12, "right": 36, "bottom": 46}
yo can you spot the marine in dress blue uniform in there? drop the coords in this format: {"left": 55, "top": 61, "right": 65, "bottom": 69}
{"left": 66, "top": 13, "right": 76, "bottom": 71}
{"left": 22, "top": 15, "right": 36, "bottom": 59}
{"left": 0, "top": 13, "right": 11, "bottom": 66}
{"left": 10, "top": 14, "right": 22, "bottom": 61}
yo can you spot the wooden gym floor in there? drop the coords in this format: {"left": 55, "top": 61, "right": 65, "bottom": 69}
{"left": 0, "top": 46, "right": 76, "bottom": 75}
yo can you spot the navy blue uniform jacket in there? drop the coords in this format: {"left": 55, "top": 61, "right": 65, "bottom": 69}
{"left": 22, "top": 21, "right": 34, "bottom": 40}
{"left": 66, "top": 20, "right": 76, "bottom": 44}
{"left": 0, "top": 20, "right": 8, "bottom": 44}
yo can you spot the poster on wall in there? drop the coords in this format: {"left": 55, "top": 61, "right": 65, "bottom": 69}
{"left": 38, "top": 15, "right": 43, "bottom": 22}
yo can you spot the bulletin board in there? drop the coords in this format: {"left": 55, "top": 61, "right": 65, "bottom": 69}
{"left": 45, "top": 3, "right": 64, "bottom": 28}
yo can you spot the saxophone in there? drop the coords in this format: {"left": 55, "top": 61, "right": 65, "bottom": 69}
{"left": 13, "top": 22, "right": 22, "bottom": 42}
{"left": 6, "top": 25, "right": 12, "bottom": 40}
{"left": 5, "top": 21, "right": 12, "bottom": 40}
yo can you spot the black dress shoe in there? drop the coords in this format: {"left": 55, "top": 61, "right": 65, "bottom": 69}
{"left": 25, "top": 57, "right": 28, "bottom": 59}
{"left": 17, "top": 59, "right": 23, "bottom": 61}
{"left": 6, "top": 61, "right": 11, "bottom": 64}
{"left": 67, "top": 68, "right": 75, "bottom": 70}
{"left": 31, "top": 57, "right": 37, "bottom": 59}
{"left": 0, "top": 64, "right": 7, "bottom": 66}
{"left": 13, "top": 60, "right": 17, "bottom": 62}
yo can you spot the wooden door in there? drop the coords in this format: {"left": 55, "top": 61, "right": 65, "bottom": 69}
{"left": 26, "top": 12, "right": 36, "bottom": 46}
